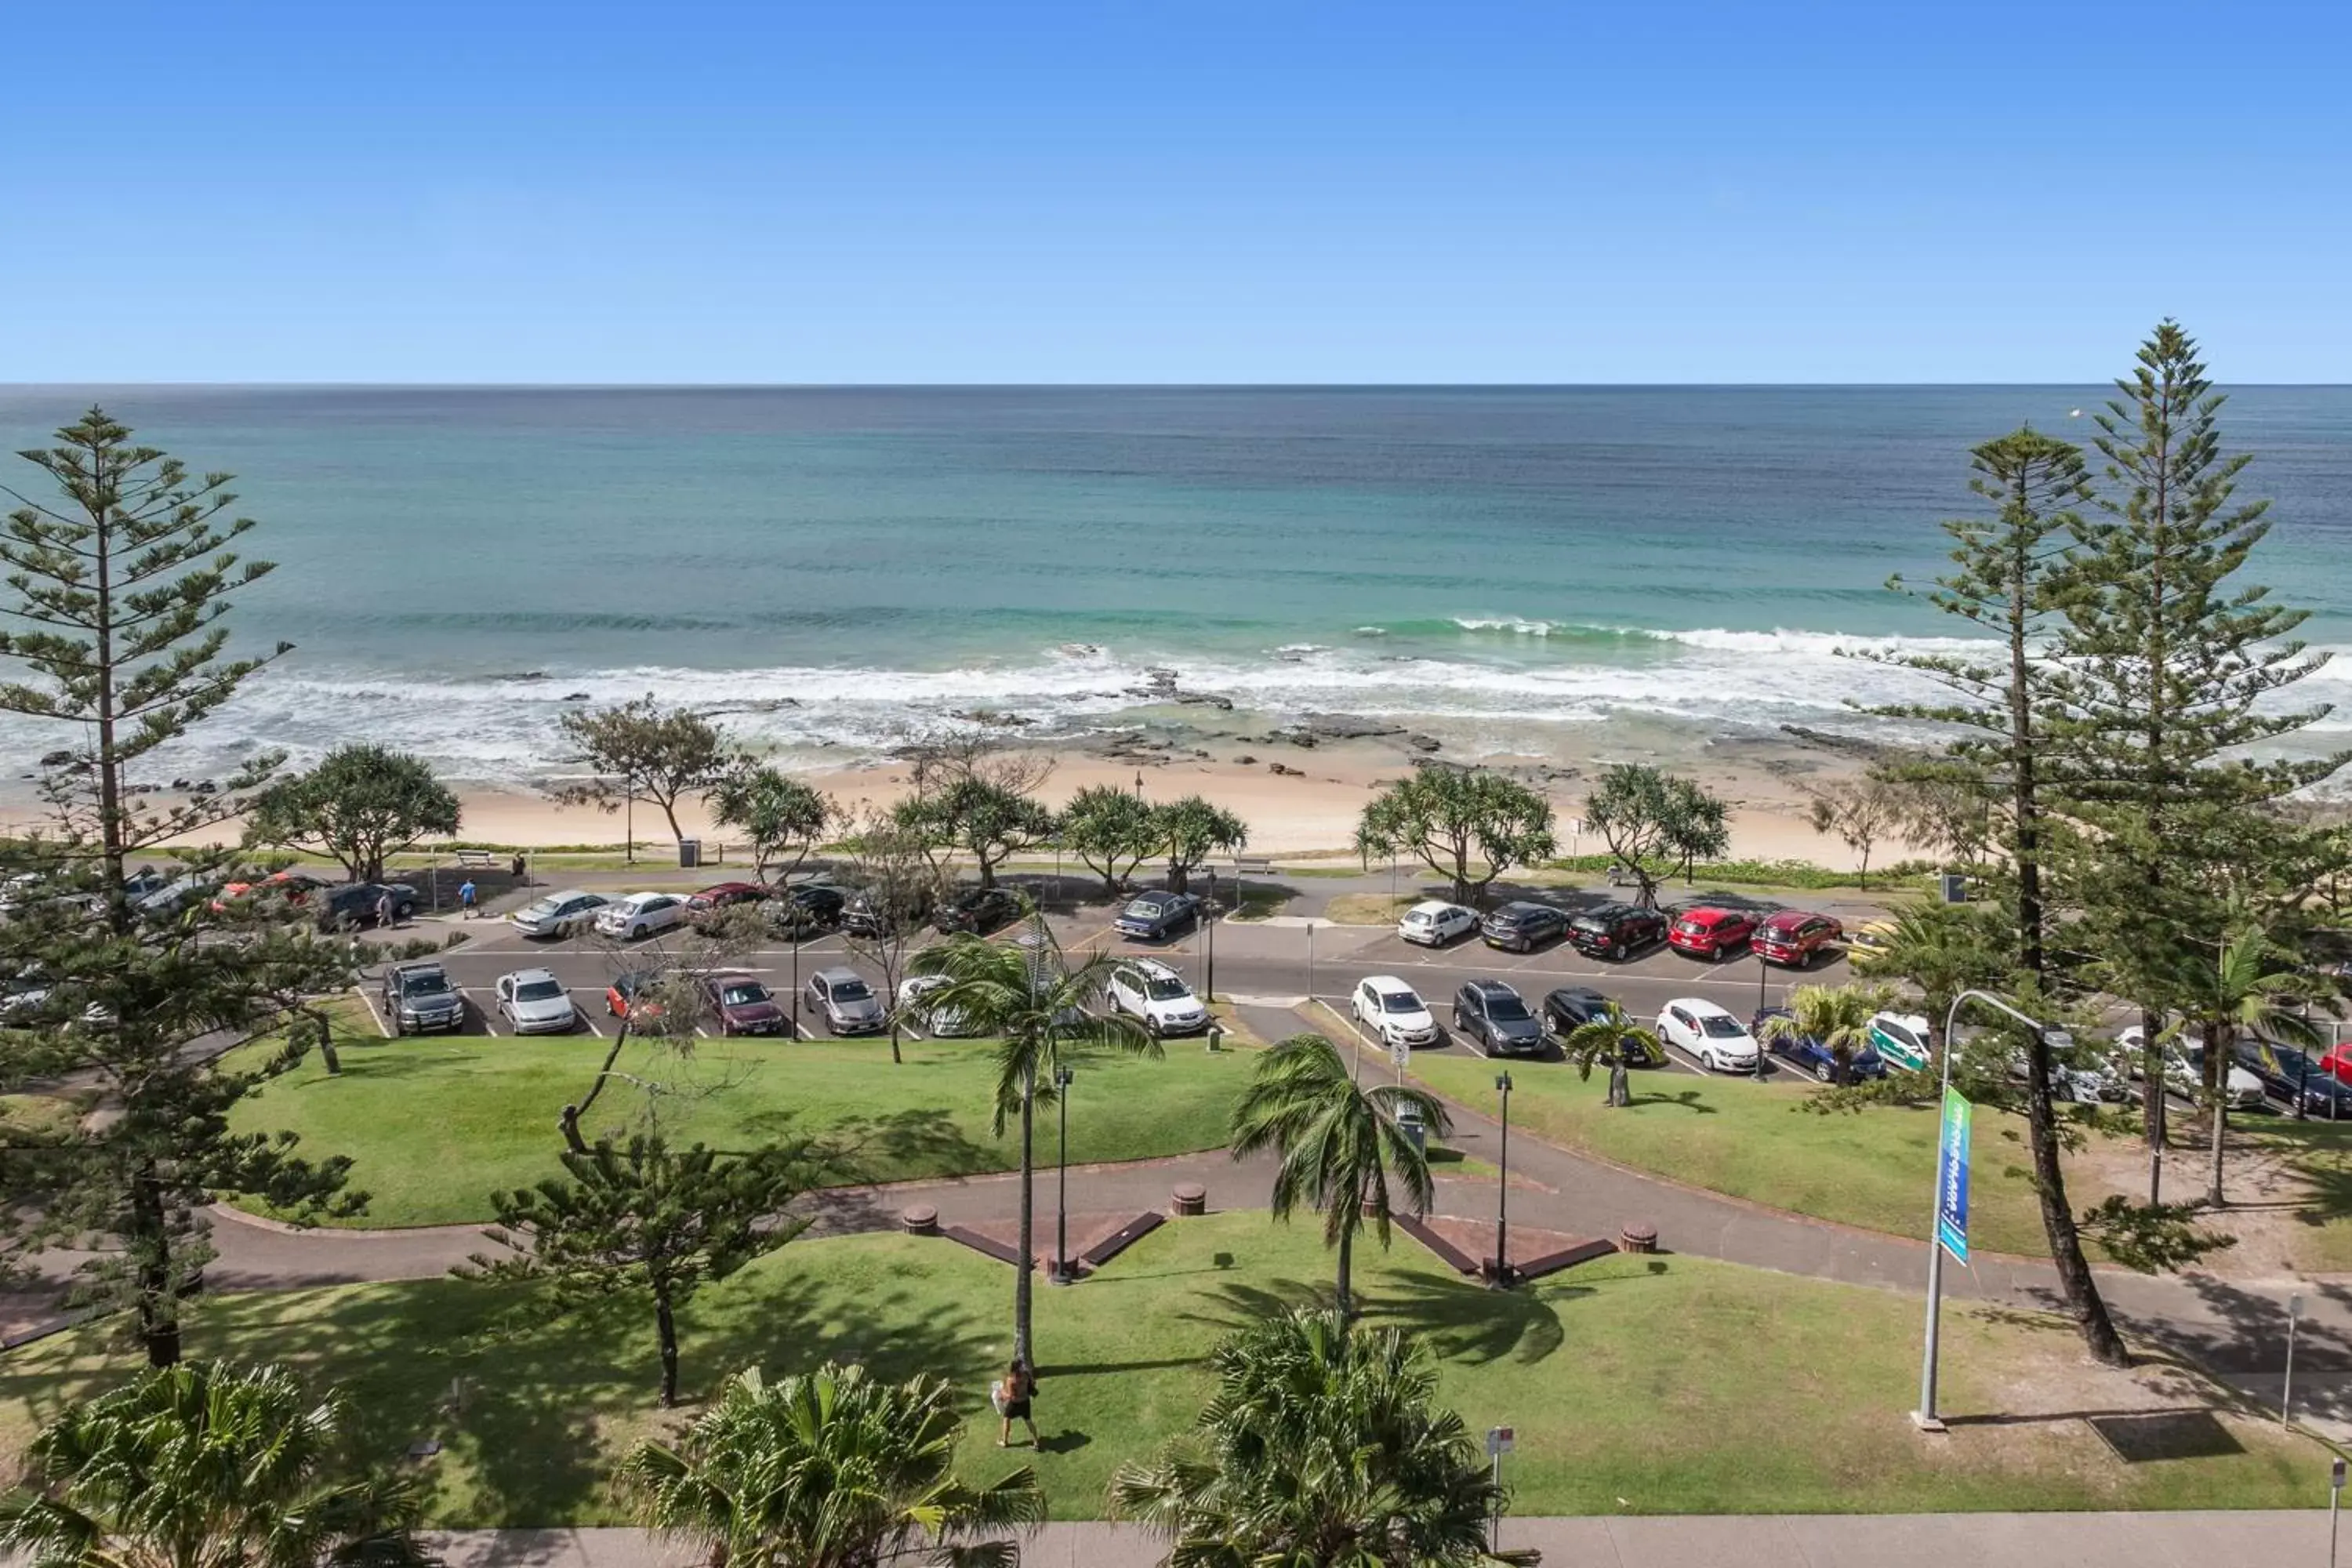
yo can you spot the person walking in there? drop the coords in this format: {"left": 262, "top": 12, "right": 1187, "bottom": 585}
{"left": 993, "top": 1359, "right": 1038, "bottom": 1448}
{"left": 459, "top": 877, "right": 477, "bottom": 919}
{"left": 375, "top": 891, "right": 394, "bottom": 929}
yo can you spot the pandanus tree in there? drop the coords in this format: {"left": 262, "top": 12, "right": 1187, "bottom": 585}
{"left": 1557, "top": 1001, "right": 1663, "bottom": 1107}
{"left": 907, "top": 913, "right": 1157, "bottom": 1365}
{"left": 624, "top": 1363, "right": 1046, "bottom": 1568}
{"left": 1111, "top": 1308, "right": 1539, "bottom": 1566}
{"left": 1229, "top": 1033, "right": 1448, "bottom": 1327}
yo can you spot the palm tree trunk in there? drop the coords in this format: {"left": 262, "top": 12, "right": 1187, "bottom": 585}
{"left": 1014, "top": 1062, "right": 1036, "bottom": 1367}
{"left": 2206, "top": 1024, "right": 2230, "bottom": 1210}
{"left": 655, "top": 1290, "right": 681, "bottom": 1407}
{"left": 1607, "top": 1058, "right": 1631, "bottom": 1108}
{"left": 1334, "top": 1209, "right": 1355, "bottom": 1330}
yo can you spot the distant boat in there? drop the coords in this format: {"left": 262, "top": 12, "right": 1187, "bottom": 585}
{"left": 2068, "top": 408, "right": 2082, "bottom": 417}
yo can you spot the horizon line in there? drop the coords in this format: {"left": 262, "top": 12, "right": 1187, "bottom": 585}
{"left": 6, "top": 380, "right": 2350, "bottom": 392}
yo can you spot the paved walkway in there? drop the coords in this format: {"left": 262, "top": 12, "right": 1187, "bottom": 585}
{"left": 430, "top": 1512, "right": 2343, "bottom": 1568}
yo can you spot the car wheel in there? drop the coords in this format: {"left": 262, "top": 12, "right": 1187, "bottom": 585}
{"left": 1702, "top": 1050, "right": 1719, "bottom": 1073}
{"left": 1815, "top": 1060, "right": 1835, "bottom": 1083}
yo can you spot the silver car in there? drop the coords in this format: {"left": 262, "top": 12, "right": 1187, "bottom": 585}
{"left": 898, "top": 973, "right": 975, "bottom": 1037}
{"left": 510, "top": 889, "right": 610, "bottom": 939}
{"left": 804, "top": 966, "right": 885, "bottom": 1036}
{"left": 496, "top": 968, "right": 579, "bottom": 1034}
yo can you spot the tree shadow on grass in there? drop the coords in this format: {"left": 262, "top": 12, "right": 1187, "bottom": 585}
{"left": 1624, "top": 1088, "right": 1718, "bottom": 1115}
{"left": 1359, "top": 1270, "right": 1577, "bottom": 1367}
{"left": 816, "top": 1107, "right": 996, "bottom": 1185}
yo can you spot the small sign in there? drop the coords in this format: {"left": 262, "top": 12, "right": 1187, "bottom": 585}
{"left": 1486, "top": 1426, "right": 1515, "bottom": 1457}
{"left": 1390, "top": 1041, "right": 1410, "bottom": 1073}
{"left": 1935, "top": 1087, "right": 1972, "bottom": 1264}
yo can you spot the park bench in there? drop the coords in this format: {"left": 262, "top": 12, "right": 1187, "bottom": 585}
{"left": 453, "top": 849, "right": 496, "bottom": 870}
{"left": 940, "top": 1225, "right": 1024, "bottom": 1266}
{"left": 1392, "top": 1213, "right": 1480, "bottom": 1275}
{"left": 1513, "top": 1238, "right": 1618, "bottom": 1280}
{"left": 1231, "top": 855, "right": 1274, "bottom": 877}
{"left": 1076, "top": 1210, "right": 1164, "bottom": 1271}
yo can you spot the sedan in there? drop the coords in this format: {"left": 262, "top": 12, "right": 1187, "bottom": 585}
{"left": 898, "top": 973, "right": 977, "bottom": 1037}
{"left": 1667, "top": 906, "right": 1758, "bottom": 961}
{"left": 1398, "top": 900, "right": 1478, "bottom": 948}
{"left": 688, "top": 880, "right": 769, "bottom": 925}
{"left": 596, "top": 891, "right": 690, "bottom": 942}
{"left": 2237, "top": 1039, "right": 2352, "bottom": 1117}
{"left": 804, "top": 966, "right": 887, "bottom": 1036}
{"left": 1657, "top": 999, "right": 1760, "bottom": 1073}
{"left": 766, "top": 884, "right": 848, "bottom": 934}
{"left": 2116, "top": 1024, "right": 2268, "bottom": 1109}
{"left": 1752, "top": 909, "right": 1842, "bottom": 968}
{"left": 604, "top": 969, "right": 668, "bottom": 1022}
{"left": 702, "top": 972, "right": 788, "bottom": 1036}
{"left": 1544, "top": 985, "right": 1662, "bottom": 1065}
{"left": 935, "top": 886, "right": 1022, "bottom": 935}
{"left": 509, "top": 889, "right": 611, "bottom": 939}
{"left": 1452, "top": 980, "right": 1547, "bottom": 1058}
{"left": 1753, "top": 1005, "right": 1884, "bottom": 1082}
{"left": 495, "top": 969, "right": 579, "bottom": 1034}
{"left": 1352, "top": 976, "right": 1438, "bottom": 1049}
{"left": 311, "top": 881, "right": 419, "bottom": 932}
{"left": 1115, "top": 890, "right": 1202, "bottom": 941}
{"left": 1479, "top": 901, "right": 1567, "bottom": 953}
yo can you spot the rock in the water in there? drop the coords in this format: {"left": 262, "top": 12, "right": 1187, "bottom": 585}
{"left": 38, "top": 749, "right": 73, "bottom": 768}
{"left": 1235, "top": 753, "right": 1257, "bottom": 765}
{"left": 561, "top": 691, "right": 591, "bottom": 702}
{"left": 1405, "top": 732, "right": 1442, "bottom": 753}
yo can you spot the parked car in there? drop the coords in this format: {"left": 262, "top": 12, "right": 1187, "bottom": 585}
{"left": 935, "top": 885, "right": 1022, "bottom": 935}
{"left": 804, "top": 966, "right": 886, "bottom": 1035}
{"left": 1398, "top": 900, "right": 1478, "bottom": 948}
{"left": 212, "top": 866, "right": 335, "bottom": 913}
{"left": 1543, "top": 985, "right": 1661, "bottom": 1064}
{"left": 1866, "top": 1011, "right": 1933, "bottom": 1073}
{"left": 1751, "top": 909, "right": 1842, "bottom": 968}
{"left": 1352, "top": 975, "right": 1438, "bottom": 1049}
{"left": 2236, "top": 1038, "right": 2352, "bottom": 1116}
{"left": 1844, "top": 920, "right": 1898, "bottom": 960}
{"left": 2167, "top": 1043, "right": 2270, "bottom": 1110}
{"left": 596, "top": 891, "right": 690, "bottom": 942}
{"left": 702, "top": 971, "right": 788, "bottom": 1036}
{"left": 1752, "top": 1005, "right": 1885, "bottom": 1082}
{"left": 1479, "top": 901, "right": 1567, "bottom": 953}
{"left": 495, "top": 968, "right": 578, "bottom": 1034}
{"left": 1667, "top": 906, "right": 1758, "bottom": 961}
{"left": 1566, "top": 902, "right": 1667, "bottom": 960}
{"left": 313, "top": 881, "right": 418, "bottom": 932}
{"left": 1452, "top": 980, "right": 1547, "bottom": 1058}
{"left": 842, "top": 889, "right": 900, "bottom": 938}
{"left": 687, "top": 880, "right": 768, "bottom": 925}
{"left": 136, "top": 872, "right": 218, "bottom": 918}
{"left": 1994, "top": 1040, "right": 2118, "bottom": 1103}
{"left": 764, "top": 883, "right": 848, "bottom": 934}
{"left": 898, "top": 973, "right": 976, "bottom": 1036}
{"left": 604, "top": 969, "right": 667, "bottom": 1022}
{"left": 1105, "top": 959, "right": 1210, "bottom": 1036}
{"left": 380, "top": 960, "right": 464, "bottom": 1036}
{"left": 509, "top": 888, "right": 610, "bottom": 939}
{"left": 1115, "top": 890, "right": 1202, "bottom": 941}
{"left": 1657, "top": 998, "right": 1760, "bottom": 1073}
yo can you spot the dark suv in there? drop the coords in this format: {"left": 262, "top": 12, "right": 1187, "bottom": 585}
{"left": 1452, "top": 980, "right": 1547, "bottom": 1058}
{"left": 381, "top": 960, "right": 464, "bottom": 1036}
{"left": 1480, "top": 901, "right": 1567, "bottom": 953}
{"left": 765, "top": 884, "right": 847, "bottom": 934}
{"left": 935, "top": 886, "right": 1023, "bottom": 935}
{"left": 1567, "top": 902, "right": 1666, "bottom": 960}
{"left": 314, "top": 881, "right": 417, "bottom": 932}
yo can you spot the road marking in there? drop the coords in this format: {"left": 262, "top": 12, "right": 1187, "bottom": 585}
{"left": 358, "top": 988, "right": 393, "bottom": 1039}
{"left": 695, "top": 1025, "right": 710, "bottom": 1039}
{"left": 581, "top": 1015, "right": 604, "bottom": 1037}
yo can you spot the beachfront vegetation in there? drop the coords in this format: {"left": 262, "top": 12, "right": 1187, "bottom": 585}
{"left": 1579, "top": 763, "right": 1730, "bottom": 910}
{"left": 1353, "top": 767, "right": 1555, "bottom": 906}
{"left": 553, "top": 696, "right": 731, "bottom": 849}
{"left": 894, "top": 736, "right": 1056, "bottom": 891}
{"left": 1802, "top": 776, "right": 1904, "bottom": 887}
{"left": 1154, "top": 793, "right": 1248, "bottom": 894}
{"left": 248, "top": 742, "right": 463, "bottom": 883}
{"left": 706, "top": 761, "right": 837, "bottom": 884}
{"left": 1057, "top": 782, "right": 1160, "bottom": 896}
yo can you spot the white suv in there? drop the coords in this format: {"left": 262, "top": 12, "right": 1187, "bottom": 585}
{"left": 595, "top": 891, "right": 689, "bottom": 942}
{"left": 1352, "top": 975, "right": 1437, "bottom": 1048}
{"left": 1105, "top": 960, "right": 1209, "bottom": 1036}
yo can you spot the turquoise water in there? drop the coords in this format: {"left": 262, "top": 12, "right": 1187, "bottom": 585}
{"left": 2, "top": 386, "right": 2347, "bottom": 782}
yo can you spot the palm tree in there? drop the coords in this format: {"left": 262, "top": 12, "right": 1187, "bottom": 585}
{"left": 1556, "top": 1001, "right": 1662, "bottom": 1106}
{"left": 0, "top": 1360, "right": 428, "bottom": 1568}
{"left": 624, "top": 1363, "right": 1044, "bottom": 1568}
{"left": 1110, "top": 1308, "right": 1537, "bottom": 1566}
{"left": 1753, "top": 982, "right": 1894, "bottom": 1085}
{"left": 2181, "top": 926, "right": 2325, "bottom": 1208}
{"left": 908, "top": 913, "right": 1156, "bottom": 1365}
{"left": 1229, "top": 1033, "right": 1448, "bottom": 1327}
{"left": 1848, "top": 902, "right": 2005, "bottom": 1065}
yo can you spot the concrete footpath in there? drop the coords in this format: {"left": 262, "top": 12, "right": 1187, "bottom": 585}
{"left": 430, "top": 1512, "right": 2339, "bottom": 1567}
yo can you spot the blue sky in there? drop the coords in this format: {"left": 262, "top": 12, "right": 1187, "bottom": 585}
{"left": 2, "top": 1, "right": 2346, "bottom": 383}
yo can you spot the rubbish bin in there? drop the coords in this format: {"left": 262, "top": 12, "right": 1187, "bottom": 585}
{"left": 1396, "top": 1103, "right": 1427, "bottom": 1155}
{"left": 1940, "top": 872, "right": 1968, "bottom": 904}
{"left": 678, "top": 837, "right": 702, "bottom": 869}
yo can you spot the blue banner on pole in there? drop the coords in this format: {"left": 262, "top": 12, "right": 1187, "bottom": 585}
{"left": 1936, "top": 1087, "right": 1972, "bottom": 1263}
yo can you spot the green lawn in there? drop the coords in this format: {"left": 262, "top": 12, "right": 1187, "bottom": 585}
{"left": 1408, "top": 1055, "right": 2091, "bottom": 1259}
{"left": 0, "top": 1214, "right": 2321, "bottom": 1525}
{"left": 2237, "top": 1117, "right": 2352, "bottom": 1271}
{"left": 224, "top": 1029, "right": 1256, "bottom": 1228}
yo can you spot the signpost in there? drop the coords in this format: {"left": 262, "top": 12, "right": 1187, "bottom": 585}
{"left": 2285, "top": 1291, "right": 2307, "bottom": 1429}
{"left": 1485, "top": 1426, "right": 1514, "bottom": 1553}
{"left": 1391, "top": 1040, "right": 1410, "bottom": 1084}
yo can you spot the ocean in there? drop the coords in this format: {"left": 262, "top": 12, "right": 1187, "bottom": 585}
{"left": 2, "top": 385, "right": 2349, "bottom": 788}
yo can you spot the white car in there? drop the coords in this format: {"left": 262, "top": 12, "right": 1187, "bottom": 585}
{"left": 2118, "top": 1024, "right": 2267, "bottom": 1109}
{"left": 510, "top": 889, "right": 610, "bottom": 939}
{"left": 594, "top": 891, "right": 689, "bottom": 942}
{"left": 1867, "top": 1011, "right": 1933, "bottom": 1073}
{"left": 1397, "top": 900, "right": 1478, "bottom": 948}
{"left": 1352, "top": 975, "right": 1437, "bottom": 1048}
{"left": 898, "top": 973, "right": 977, "bottom": 1037}
{"left": 495, "top": 968, "right": 578, "bottom": 1034}
{"left": 1657, "top": 998, "right": 1759, "bottom": 1073}
{"left": 1105, "top": 959, "right": 1209, "bottom": 1036}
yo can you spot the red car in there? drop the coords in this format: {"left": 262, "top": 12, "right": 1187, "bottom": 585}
{"left": 209, "top": 866, "right": 334, "bottom": 913}
{"left": 604, "top": 969, "right": 669, "bottom": 1022}
{"left": 1667, "top": 906, "right": 1759, "bottom": 961}
{"left": 688, "top": 880, "right": 768, "bottom": 921}
{"left": 1752, "top": 909, "right": 1843, "bottom": 968}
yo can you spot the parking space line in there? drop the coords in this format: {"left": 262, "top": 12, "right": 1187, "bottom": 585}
{"left": 459, "top": 988, "right": 503, "bottom": 1037}
{"left": 581, "top": 1014, "right": 604, "bottom": 1037}
{"left": 358, "top": 988, "right": 393, "bottom": 1039}
{"left": 695, "top": 1025, "right": 710, "bottom": 1039}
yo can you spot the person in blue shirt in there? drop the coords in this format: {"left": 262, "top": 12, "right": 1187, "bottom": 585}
{"left": 459, "top": 877, "right": 477, "bottom": 919}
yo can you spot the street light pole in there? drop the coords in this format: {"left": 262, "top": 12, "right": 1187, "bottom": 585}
{"left": 1755, "top": 951, "right": 1770, "bottom": 1082}
{"left": 1203, "top": 868, "right": 1218, "bottom": 1003}
{"left": 1051, "top": 1064, "right": 1074, "bottom": 1285}
{"left": 1492, "top": 1071, "right": 1513, "bottom": 1288}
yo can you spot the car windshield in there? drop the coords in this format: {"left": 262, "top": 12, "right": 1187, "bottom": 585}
{"left": 831, "top": 980, "right": 873, "bottom": 1002}
{"left": 515, "top": 980, "right": 564, "bottom": 1003}
{"left": 401, "top": 974, "right": 449, "bottom": 996}
{"left": 720, "top": 983, "right": 770, "bottom": 1006}
{"left": 1381, "top": 990, "right": 1423, "bottom": 1013}
{"left": 1698, "top": 1014, "right": 1747, "bottom": 1039}
{"left": 1486, "top": 994, "right": 1530, "bottom": 1022}
{"left": 1145, "top": 977, "right": 1191, "bottom": 1000}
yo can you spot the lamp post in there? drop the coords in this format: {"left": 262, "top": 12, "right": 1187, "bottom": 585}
{"left": 1492, "top": 1070, "right": 1513, "bottom": 1288}
{"left": 1050, "top": 1064, "right": 1075, "bottom": 1285}
{"left": 1755, "top": 950, "right": 1771, "bottom": 1082}
{"left": 1203, "top": 867, "right": 1218, "bottom": 1003}
{"left": 2332, "top": 1455, "right": 2346, "bottom": 1568}
{"left": 790, "top": 916, "right": 803, "bottom": 1036}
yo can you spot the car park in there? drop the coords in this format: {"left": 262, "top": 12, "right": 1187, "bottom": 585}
{"left": 1667, "top": 906, "right": 1758, "bottom": 961}
{"left": 898, "top": 973, "right": 977, "bottom": 1036}
{"left": 1565, "top": 902, "right": 1667, "bottom": 960}
{"left": 1542, "top": 985, "right": 1661, "bottom": 1064}
{"left": 1451, "top": 980, "right": 1547, "bottom": 1058}
{"left": 1352, "top": 975, "right": 1438, "bottom": 1048}
{"left": 2116, "top": 1023, "right": 2269, "bottom": 1109}
{"left": 313, "top": 881, "right": 418, "bottom": 932}
{"left": 702, "top": 971, "right": 787, "bottom": 1036}
{"left": 1752, "top": 909, "right": 1842, "bottom": 967}
{"left": 764, "top": 884, "right": 848, "bottom": 934}
{"left": 1657, "top": 998, "right": 1760, "bottom": 1073}
{"left": 604, "top": 970, "right": 667, "bottom": 1022}
{"left": 2236, "top": 1038, "right": 2352, "bottom": 1117}
{"left": 495, "top": 969, "right": 579, "bottom": 1034}
{"left": 1115, "top": 890, "right": 1202, "bottom": 941}
{"left": 687, "top": 880, "right": 769, "bottom": 925}
{"left": 1844, "top": 920, "right": 1897, "bottom": 960}
{"left": 1751, "top": 1004, "right": 1884, "bottom": 1082}
{"left": 1398, "top": 900, "right": 1478, "bottom": 948}
{"left": 596, "top": 891, "right": 689, "bottom": 942}
{"left": 1866, "top": 1011, "right": 1933, "bottom": 1073}
{"left": 935, "top": 886, "right": 1022, "bottom": 935}
{"left": 1105, "top": 958, "right": 1210, "bottom": 1036}
{"left": 1479, "top": 901, "right": 1567, "bottom": 953}
{"left": 381, "top": 960, "right": 465, "bottom": 1036}
{"left": 510, "top": 888, "right": 611, "bottom": 939}
{"left": 804, "top": 966, "right": 886, "bottom": 1035}
{"left": 842, "top": 890, "right": 900, "bottom": 938}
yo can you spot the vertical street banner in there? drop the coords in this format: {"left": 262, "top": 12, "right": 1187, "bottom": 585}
{"left": 1935, "top": 1086, "right": 1972, "bottom": 1263}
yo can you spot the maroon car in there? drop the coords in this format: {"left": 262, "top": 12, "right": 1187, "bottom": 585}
{"left": 688, "top": 880, "right": 769, "bottom": 928}
{"left": 702, "top": 971, "right": 788, "bottom": 1036}
{"left": 1752, "top": 909, "right": 1843, "bottom": 968}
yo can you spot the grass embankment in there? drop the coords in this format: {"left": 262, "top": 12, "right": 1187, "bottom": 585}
{"left": 224, "top": 1029, "right": 1256, "bottom": 1228}
{"left": 0, "top": 1214, "right": 2318, "bottom": 1524}
{"left": 2234, "top": 1117, "right": 2352, "bottom": 1272}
